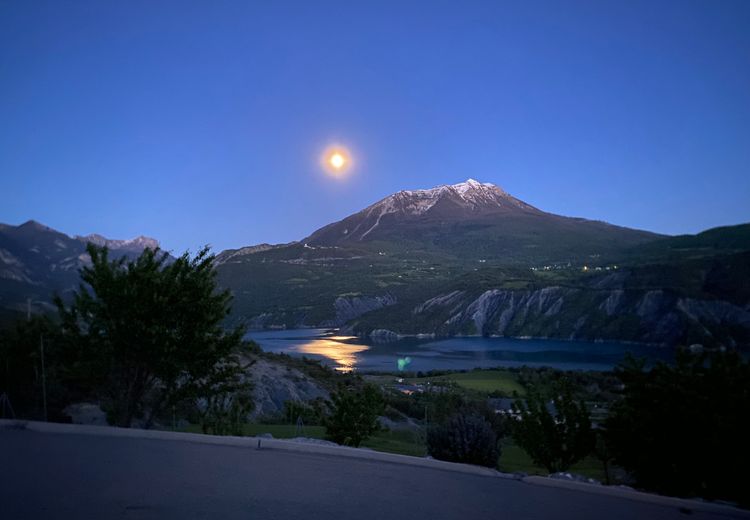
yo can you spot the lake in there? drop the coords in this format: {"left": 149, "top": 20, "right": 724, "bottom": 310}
{"left": 244, "top": 329, "right": 674, "bottom": 373}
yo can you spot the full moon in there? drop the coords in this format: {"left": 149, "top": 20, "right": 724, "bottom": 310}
{"left": 329, "top": 153, "right": 345, "bottom": 169}
{"left": 321, "top": 146, "right": 352, "bottom": 177}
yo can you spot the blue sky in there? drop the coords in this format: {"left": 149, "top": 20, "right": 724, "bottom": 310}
{"left": 1, "top": 0, "right": 749, "bottom": 253}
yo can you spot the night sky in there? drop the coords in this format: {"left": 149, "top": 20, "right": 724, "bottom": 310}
{"left": 2, "top": 0, "right": 749, "bottom": 253}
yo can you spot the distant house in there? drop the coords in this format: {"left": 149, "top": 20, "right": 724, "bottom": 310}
{"left": 394, "top": 384, "right": 424, "bottom": 395}
{"left": 489, "top": 397, "right": 558, "bottom": 421}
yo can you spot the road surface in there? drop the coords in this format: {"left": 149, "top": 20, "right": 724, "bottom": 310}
{"left": 0, "top": 428, "right": 745, "bottom": 519}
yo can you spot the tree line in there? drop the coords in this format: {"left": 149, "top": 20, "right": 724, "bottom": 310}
{"left": 328, "top": 350, "right": 749, "bottom": 507}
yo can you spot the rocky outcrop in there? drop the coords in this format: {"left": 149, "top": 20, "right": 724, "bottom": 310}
{"left": 248, "top": 313, "right": 276, "bottom": 330}
{"left": 245, "top": 358, "right": 329, "bottom": 419}
{"left": 330, "top": 294, "right": 396, "bottom": 325}
{"left": 63, "top": 402, "right": 108, "bottom": 426}
{"left": 413, "top": 290, "right": 466, "bottom": 314}
{"left": 409, "top": 287, "right": 750, "bottom": 347}
{"left": 369, "top": 329, "right": 400, "bottom": 343}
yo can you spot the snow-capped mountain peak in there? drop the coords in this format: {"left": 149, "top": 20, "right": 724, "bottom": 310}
{"left": 373, "top": 179, "right": 531, "bottom": 218}
{"left": 305, "top": 179, "right": 540, "bottom": 244}
{"left": 76, "top": 233, "right": 160, "bottom": 251}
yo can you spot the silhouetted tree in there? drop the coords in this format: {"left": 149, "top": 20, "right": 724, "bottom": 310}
{"left": 512, "top": 382, "right": 594, "bottom": 473}
{"left": 606, "top": 351, "right": 750, "bottom": 505}
{"left": 56, "top": 244, "right": 249, "bottom": 427}
{"left": 0, "top": 315, "right": 66, "bottom": 419}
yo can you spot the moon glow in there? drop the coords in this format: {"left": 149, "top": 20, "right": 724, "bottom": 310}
{"left": 321, "top": 145, "right": 352, "bottom": 177}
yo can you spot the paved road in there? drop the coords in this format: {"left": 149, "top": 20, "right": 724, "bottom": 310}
{"left": 0, "top": 429, "right": 744, "bottom": 520}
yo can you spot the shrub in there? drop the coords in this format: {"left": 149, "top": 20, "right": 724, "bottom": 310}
{"left": 325, "top": 384, "right": 384, "bottom": 447}
{"left": 284, "top": 399, "right": 325, "bottom": 425}
{"left": 199, "top": 387, "right": 254, "bottom": 436}
{"left": 426, "top": 413, "right": 499, "bottom": 468}
{"left": 511, "top": 382, "right": 594, "bottom": 473}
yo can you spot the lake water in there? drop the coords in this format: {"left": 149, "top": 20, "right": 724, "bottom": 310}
{"left": 244, "top": 329, "right": 674, "bottom": 373}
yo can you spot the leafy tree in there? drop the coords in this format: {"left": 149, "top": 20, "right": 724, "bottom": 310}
{"left": 605, "top": 351, "right": 750, "bottom": 505}
{"left": 56, "top": 244, "right": 249, "bottom": 428}
{"left": 325, "top": 384, "right": 384, "bottom": 447}
{"left": 426, "top": 413, "right": 499, "bottom": 467}
{"left": 512, "top": 382, "right": 594, "bottom": 473}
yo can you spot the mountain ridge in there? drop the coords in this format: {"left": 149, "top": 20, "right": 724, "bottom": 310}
{"left": 302, "top": 179, "right": 661, "bottom": 266}
{"left": 0, "top": 220, "right": 162, "bottom": 315}
{"left": 3, "top": 180, "right": 750, "bottom": 347}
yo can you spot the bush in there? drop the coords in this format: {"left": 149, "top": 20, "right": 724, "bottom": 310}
{"left": 284, "top": 398, "right": 326, "bottom": 426}
{"left": 426, "top": 413, "right": 499, "bottom": 468}
{"left": 199, "top": 387, "right": 254, "bottom": 436}
{"left": 511, "top": 382, "right": 594, "bottom": 473}
{"left": 325, "top": 384, "right": 384, "bottom": 447}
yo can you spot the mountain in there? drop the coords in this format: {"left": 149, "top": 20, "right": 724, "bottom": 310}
{"left": 74, "top": 233, "right": 160, "bottom": 254}
{"left": 303, "top": 179, "right": 660, "bottom": 264}
{"left": 307, "top": 179, "right": 541, "bottom": 243}
{"left": 213, "top": 180, "right": 750, "bottom": 347}
{"left": 625, "top": 223, "right": 750, "bottom": 262}
{"left": 0, "top": 220, "right": 161, "bottom": 315}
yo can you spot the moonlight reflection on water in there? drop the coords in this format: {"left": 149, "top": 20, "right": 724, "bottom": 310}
{"left": 296, "top": 336, "right": 370, "bottom": 372}
{"left": 245, "top": 329, "right": 675, "bottom": 373}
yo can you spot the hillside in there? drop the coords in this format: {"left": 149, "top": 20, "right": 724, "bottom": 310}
{"left": 213, "top": 180, "right": 750, "bottom": 347}
{"left": 348, "top": 251, "right": 750, "bottom": 348}
{"left": 215, "top": 179, "right": 660, "bottom": 322}
{"left": 0, "top": 220, "right": 162, "bottom": 315}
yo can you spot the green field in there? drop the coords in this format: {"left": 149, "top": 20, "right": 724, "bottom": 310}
{"left": 499, "top": 441, "right": 606, "bottom": 481}
{"left": 367, "top": 369, "right": 526, "bottom": 397}
{"left": 184, "top": 422, "right": 605, "bottom": 479}
{"left": 417, "top": 370, "right": 526, "bottom": 396}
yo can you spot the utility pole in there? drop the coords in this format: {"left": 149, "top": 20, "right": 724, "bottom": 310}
{"left": 40, "top": 334, "right": 48, "bottom": 422}
{"left": 0, "top": 392, "right": 15, "bottom": 419}
{"left": 27, "top": 298, "right": 31, "bottom": 321}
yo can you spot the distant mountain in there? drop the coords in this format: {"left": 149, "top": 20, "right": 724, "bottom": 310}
{"left": 626, "top": 223, "right": 750, "bottom": 261}
{"left": 74, "top": 233, "right": 160, "bottom": 254}
{"left": 0, "top": 220, "right": 161, "bottom": 315}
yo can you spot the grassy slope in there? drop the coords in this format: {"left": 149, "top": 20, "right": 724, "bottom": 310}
{"left": 183, "top": 422, "right": 605, "bottom": 478}
{"left": 216, "top": 224, "right": 750, "bottom": 336}
{"left": 499, "top": 442, "right": 606, "bottom": 480}
{"left": 183, "top": 423, "right": 425, "bottom": 457}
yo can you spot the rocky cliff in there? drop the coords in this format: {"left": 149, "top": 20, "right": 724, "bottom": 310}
{"left": 381, "top": 286, "right": 750, "bottom": 347}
